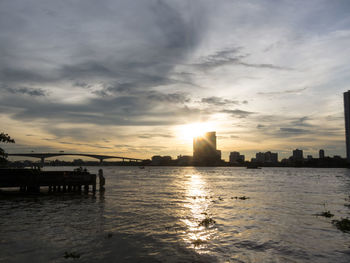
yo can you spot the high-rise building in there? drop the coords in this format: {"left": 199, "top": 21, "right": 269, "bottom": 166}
{"left": 319, "top": 149, "right": 325, "bottom": 159}
{"left": 293, "top": 149, "right": 303, "bottom": 161}
{"left": 193, "top": 131, "right": 221, "bottom": 165}
{"left": 344, "top": 91, "right": 350, "bottom": 162}
{"left": 229, "top": 151, "right": 245, "bottom": 164}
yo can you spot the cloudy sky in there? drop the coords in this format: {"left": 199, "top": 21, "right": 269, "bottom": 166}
{"left": 1, "top": 0, "right": 350, "bottom": 160}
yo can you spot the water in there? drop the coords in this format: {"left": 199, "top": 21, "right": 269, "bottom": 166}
{"left": 1, "top": 167, "right": 350, "bottom": 262}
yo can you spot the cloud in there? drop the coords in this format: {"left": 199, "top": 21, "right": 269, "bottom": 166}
{"left": 221, "top": 109, "right": 255, "bottom": 118}
{"left": 193, "top": 47, "right": 292, "bottom": 71}
{"left": 279, "top": 128, "right": 309, "bottom": 134}
{"left": 201, "top": 96, "right": 241, "bottom": 106}
{"left": 138, "top": 133, "right": 174, "bottom": 139}
{"left": 258, "top": 87, "right": 308, "bottom": 96}
{"left": 3, "top": 86, "right": 46, "bottom": 96}
{"left": 0, "top": 89, "right": 204, "bottom": 128}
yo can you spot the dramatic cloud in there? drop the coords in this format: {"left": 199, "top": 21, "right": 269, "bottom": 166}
{"left": 0, "top": 0, "right": 349, "bottom": 159}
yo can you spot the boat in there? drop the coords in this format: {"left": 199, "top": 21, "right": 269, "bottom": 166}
{"left": 246, "top": 164, "right": 261, "bottom": 169}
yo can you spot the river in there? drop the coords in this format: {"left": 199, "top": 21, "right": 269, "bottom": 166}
{"left": 1, "top": 167, "right": 350, "bottom": 262}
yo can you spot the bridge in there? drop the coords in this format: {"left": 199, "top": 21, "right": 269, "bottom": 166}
{"left": 8, "top": 153, "right": 144, "bottom": 165}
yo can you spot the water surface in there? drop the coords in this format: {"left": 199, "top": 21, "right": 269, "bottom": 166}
{"left": 1, "top": 167, "right": 350, "bottom": 262}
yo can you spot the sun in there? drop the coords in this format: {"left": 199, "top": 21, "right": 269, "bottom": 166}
{"left": 177, "top": 122, "right": 214, "bottom": 141}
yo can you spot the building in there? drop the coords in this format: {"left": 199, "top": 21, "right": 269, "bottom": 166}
{"left": 151, "top": 155, "right": 172, "bottom": 165}
{"left": 193, "top": 131, "right": 221, "bottom": 165}
{"left": 176, "top": 155, "right": 193, "bottom": 166}
{"left": 345, "top": 91, "right": 350, "bottom": 163}
{"left": 292, "top": 149, "right": 303, "bottom": 161}
{"left": 254, "top": 151, "right": 278, "bottom": 164}
{"left": 319, "top": 149, "right": 325, "bottom": 159}
{"left": 229, "top": 151, "right": 245, "bottom": 164}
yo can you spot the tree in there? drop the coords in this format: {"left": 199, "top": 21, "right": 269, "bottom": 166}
{"left": 0, "top": 132, "right": 15, "bottom": 165}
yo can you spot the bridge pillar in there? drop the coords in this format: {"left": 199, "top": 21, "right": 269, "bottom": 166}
{"left": 40, "top": 157, "right": 45, "bottom": 167}
{"left": 99, "top": 158, "right": 103, "bottom": 165}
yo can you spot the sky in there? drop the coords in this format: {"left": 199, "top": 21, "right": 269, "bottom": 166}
{"left": 1, "top": 0, "right": 350, "bottom": 161}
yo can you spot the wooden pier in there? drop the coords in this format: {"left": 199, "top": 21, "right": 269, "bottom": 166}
{"left": 0, "top": 168, "right": 98, "bottom": 193}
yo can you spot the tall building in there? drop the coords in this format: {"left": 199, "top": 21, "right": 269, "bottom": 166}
{"left": 254, "top": 151, "right": 278, "bottom": 163}
{"left": 344, "top": 91, "right": 350, "bottom": 162}
{"left": 319, "top": 149, "right": 325, "bottom": 159}
{"left": 229, "top": 151, "right": 245, "bottom": 164}
{"left": 193, "top": 131, "right": 221, "bottom": 165}
{"left": 293, "top": 149, "right": 303, "bottom": 161}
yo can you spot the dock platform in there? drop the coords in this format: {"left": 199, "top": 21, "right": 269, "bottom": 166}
{"left": 0, "top": 168, "right": 97, "bottom": 193}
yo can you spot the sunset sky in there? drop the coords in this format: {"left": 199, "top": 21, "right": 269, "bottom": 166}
{"left": 1, "top": 0, "right": 350, "bottom": 161}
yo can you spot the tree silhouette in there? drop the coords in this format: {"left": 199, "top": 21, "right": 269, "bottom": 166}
{"left": 0, "top": 132, "right": 15, "bottom": 165}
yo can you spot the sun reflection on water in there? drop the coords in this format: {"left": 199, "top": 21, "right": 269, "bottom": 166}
{"left": 182, "top": 173, "right": 216, "bottom": 252}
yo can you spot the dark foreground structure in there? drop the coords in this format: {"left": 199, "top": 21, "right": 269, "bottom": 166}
{"left": 0, "top": 168, "right": 97, "bottom": 193}
{"left": 344, "top": 90, "right": 350, "bottom": 163}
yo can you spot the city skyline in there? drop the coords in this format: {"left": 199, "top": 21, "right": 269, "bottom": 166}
{"left": 1, "top": 0, "right": 350, "bottom": 160}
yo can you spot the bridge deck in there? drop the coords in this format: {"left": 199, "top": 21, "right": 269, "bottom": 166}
{"left": 8, "top": 153, "right": 144, "bottom": 162}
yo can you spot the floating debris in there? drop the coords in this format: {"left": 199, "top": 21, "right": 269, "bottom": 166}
{"left": 218, "top": 197, "right": 224, "bottom": 201}
{"left": 317, "top": 211, "right": 334, "bottom": 218}
{"left": 64, "top": 251, "right": 81, "bottom": 259}
{"left": 199, "top": 217, "right": 216, "bottom": 227}
{"left": 192, "top": 239, "right": 207, "bottom": 247}
{"left": 332, "top": 218, "right": 350, "bottom": 232}
{"left": 232, "top": 196, "right": 250, "bottom": 200}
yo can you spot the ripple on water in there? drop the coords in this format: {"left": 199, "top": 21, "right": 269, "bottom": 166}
{"left": 1, "top": 167, "right": 350, "bottom": 262}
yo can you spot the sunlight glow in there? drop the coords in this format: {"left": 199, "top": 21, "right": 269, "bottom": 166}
{"left": 177, "top": 122, "right": 215, "bottom": 142}
{"left": 181, "top": 173, "right": 216, "bottom": 253}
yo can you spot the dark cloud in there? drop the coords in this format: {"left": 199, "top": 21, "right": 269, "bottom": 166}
{"left": 256, "top": 124, "right": 265, "bottom": 129}
{"left": 193, "top": 48, "right": 292, "bottom": 71}
{"left": 290, "top": 116, "right": 313, "bottom": 127}
{"left": 3, "top": 86, "right": 46, "bottom": 96}
{"left": 0, "top": 0, "right": 206, "bottom": 102}
{"left": 238, "top": 62, "right": 293, "bottom": 70}
{"left": 201, "top": 96, "right": 241, "bottom": 106}
{"left": 0, "top": 89, "right": 203, "bottom": 128}
{"left": 138, "top": 134, "right": 174, "bottom": 139}
{"left": 222, "top": 109, "right": 255, "bottom": 118}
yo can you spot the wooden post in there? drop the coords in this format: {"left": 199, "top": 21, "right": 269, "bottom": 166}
{"left": 99, "top": 169, "right": 105, "bottom": 192}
